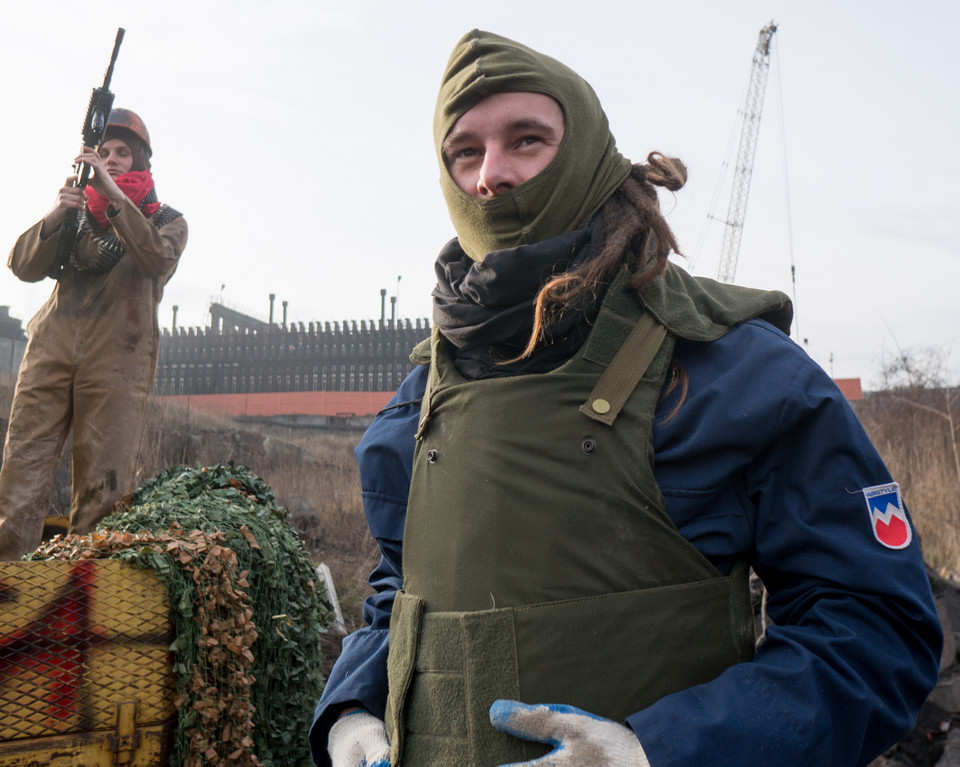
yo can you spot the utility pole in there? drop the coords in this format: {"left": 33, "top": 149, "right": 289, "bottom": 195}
{"left": 717, "top": 21, "right": 777, "bottom": 284}
{"left": 396, "top": 275, "right": 402, "bottom": 322}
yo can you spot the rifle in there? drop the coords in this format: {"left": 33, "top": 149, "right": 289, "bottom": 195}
{"left": 48, "top": 27, "right": 125, "bottom": 279}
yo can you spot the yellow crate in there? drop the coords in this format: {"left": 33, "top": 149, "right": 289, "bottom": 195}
{"left": 0, "top": 560, "right": 175, "bottom": 766}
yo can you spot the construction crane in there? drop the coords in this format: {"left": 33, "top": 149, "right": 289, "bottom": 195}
{"left": 716, "top": 21, "right": 778, "bottom": 283}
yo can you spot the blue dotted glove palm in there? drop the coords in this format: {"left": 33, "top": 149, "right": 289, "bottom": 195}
{"left": 489, "top": 700, "right": 651, "bottom": 767}
{"left": 327, "top": 710, "right": 390, "bottom": 767}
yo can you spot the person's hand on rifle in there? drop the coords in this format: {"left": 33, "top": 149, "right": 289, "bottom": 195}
{"left": 75, "top": 144, "right": 127, "bottom": 209}
{"left": 40, "top": 174, "right": 86, "bottom": 238}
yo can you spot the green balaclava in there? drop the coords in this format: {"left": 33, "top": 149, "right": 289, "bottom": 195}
{"left": 435, "top": 29, "right": 633, "bottom": 261}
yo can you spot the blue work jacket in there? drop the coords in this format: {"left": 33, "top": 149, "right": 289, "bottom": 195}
{"left": 310, "top": 317, "right": 942, "bottom": 767}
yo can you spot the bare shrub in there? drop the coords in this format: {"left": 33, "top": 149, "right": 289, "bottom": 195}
{"left": 856, "top": 394, "right": 960, "bottom": 576}
{"left": 854, "top": 346, "right": 960, "bottom": 578}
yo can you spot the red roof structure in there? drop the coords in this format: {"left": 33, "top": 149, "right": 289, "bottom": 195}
{"left": 160, "top": 390, "right": 394, "bottom": 419}
{"left": 834, "top": 378, "right": 863, "bottom": 401}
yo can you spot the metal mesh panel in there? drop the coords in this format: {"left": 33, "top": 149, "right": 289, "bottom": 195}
{"left": 0, "top": 560, "right": 174, "bottom": 742}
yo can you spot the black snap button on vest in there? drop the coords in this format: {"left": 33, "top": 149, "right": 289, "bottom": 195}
{"left": 427, "top": 449, "right": 439, "bottom": 464}
{"left": 581, "top": 438, "right": 597, "bottom": 455}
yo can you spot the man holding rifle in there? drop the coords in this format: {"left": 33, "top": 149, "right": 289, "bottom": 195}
{"left": 0, "top": 107, "right": 187, "bottom": 560}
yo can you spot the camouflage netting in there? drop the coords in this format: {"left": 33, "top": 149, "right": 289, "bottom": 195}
{"left": 29, "top": 463, "right": 332, "bottom": 767}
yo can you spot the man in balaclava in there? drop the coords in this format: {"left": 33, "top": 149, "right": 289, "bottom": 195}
{"left": 310, "top": 29, "right": 941, "bottom": 767}
{"left": 434, "top": 28, "right": 630, "bottom": 258}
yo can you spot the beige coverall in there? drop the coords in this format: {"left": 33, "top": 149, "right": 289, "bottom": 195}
{"left": 0, "top": 198, "right": 188, "bottom": 560}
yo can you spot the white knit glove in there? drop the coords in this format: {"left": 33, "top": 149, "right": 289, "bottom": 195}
{"left": 327, "top": 710, "right": 390, "bottom": 767}
{"left": 489, "top": 699, "right": 651, "bottom": 766}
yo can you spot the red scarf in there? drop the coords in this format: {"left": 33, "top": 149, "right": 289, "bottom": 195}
{"left": 85, "top": 170, "right": 161, "bottom": 228}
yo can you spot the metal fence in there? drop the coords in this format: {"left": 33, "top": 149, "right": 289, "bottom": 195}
{"left": 154, "top": 318, "right": 431, "bottom": 395}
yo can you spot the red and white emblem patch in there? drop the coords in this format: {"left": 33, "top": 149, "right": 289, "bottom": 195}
{"left": 862, "top": 482, "right": 912, "bottom": 550}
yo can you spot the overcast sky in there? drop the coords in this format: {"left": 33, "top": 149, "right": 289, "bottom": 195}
{"left": 1, "top": 0, "right": 957, "bottom": 390}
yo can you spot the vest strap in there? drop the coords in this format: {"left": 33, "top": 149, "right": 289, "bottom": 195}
{"left": 415, "top": 327, "right": 441, "bottom": 440}
{"left": 579, "top": 311, "right": 667, "bottom": 425}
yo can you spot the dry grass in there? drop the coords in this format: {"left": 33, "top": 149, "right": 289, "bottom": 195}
{"left": 136, "top": 397, "right": 380, "bottom": 635}
{"left": 0, "top": 372, "right": 15, "bottom": 419}
{"left": 854, "top": 392, "right": 960, "bottom": 579}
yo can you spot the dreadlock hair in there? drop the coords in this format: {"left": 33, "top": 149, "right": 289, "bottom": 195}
{"left": 516, "top": 152, "right": 687, "bottom": 359}
{"left": 510, "top": 151, "right": 690, "bottom": 416}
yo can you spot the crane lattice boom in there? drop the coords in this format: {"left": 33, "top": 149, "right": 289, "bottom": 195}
{"left": 717, "top": 21, "right": 777, "bottom": 283}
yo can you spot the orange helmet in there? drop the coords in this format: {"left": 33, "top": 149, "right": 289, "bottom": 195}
{"left": 106, "top": 108, "right": 152, "bottom": 157}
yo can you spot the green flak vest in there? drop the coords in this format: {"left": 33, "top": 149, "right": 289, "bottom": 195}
{"left": 386, "top": 264, "right": 791, "bottom": 767}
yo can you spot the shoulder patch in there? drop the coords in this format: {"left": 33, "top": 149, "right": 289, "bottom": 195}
{"left": 862, "top": 483, "right": 912, "bottom": 550}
